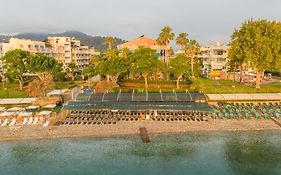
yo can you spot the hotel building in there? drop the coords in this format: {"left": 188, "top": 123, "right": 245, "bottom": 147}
{"left": 47, "top": 36, "right": 99, "bottom": 69}
{"left": 198, "top": 43, "right": 230, "bottom": 76}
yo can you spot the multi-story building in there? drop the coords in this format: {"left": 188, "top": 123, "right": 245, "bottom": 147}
{"left": 0, "top": 42, "right": 12, "bottom": 74}
{"left": 0, "top": 38, "right": 52, "bottom": 75}
{"left": 9, "top": 38, "right": 48, "bottom": 54}
{"left": 47, "top": 36, "right": 99, "bottom": 69}
{"left": 198, "top": 43, "right": 230, "bottom": 76}
{"left": 117, "top": 35, "right": 170, "bottom": 62}
{"left": 0, "top": 37, "right": 100, "bottom": 76}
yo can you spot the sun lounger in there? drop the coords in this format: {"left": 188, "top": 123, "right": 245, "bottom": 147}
{"left": 27, "top": 117, "right": 34, "bottom": 125}
{"left": 23, "top": 117, "right": 29, "bottom": 125}
{"left": 1, "top": 119, "right": 9, "bottom": 127}
{"left": 32, "top": 117, "right": 39, "bottom": 125}
{"left": 43, "top": 121, "right": 49, "bottom": 127}
{"left": 9, "top": 118, "right": 17, "bottom": 126}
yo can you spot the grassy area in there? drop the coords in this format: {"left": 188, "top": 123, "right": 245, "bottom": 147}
{"left": 0, "top": 82, "right": 27, "bottom": 98}
{"left": 0, "top": 81, "right": 79, "bottom": 98}
{"left": 116, "top": 78, "right": 281, "bottom": 94}
{"left": 0, "top": 89, "right": 27, "bottom": 98}
{"left": 196, "top": 80, "right": 281, "bottom": 94}
{"left": 54, "top": 81, "right": 77, "bottom": 89}
{"left": 119, "top": 79, "right": 192, "bottom": 85}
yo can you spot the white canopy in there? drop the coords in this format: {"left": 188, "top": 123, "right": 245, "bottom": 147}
{"left": 0, "top": 112, "right": 16, "bottom": 117}
{"left": 44, "top": 104, "right": 57, "bottom": 109}
{"left": 26, "top": 105, "right": 40, "bottom": 110}
{"left": 38, "top": 111, "right": 52, "bottom": 116}
{"left": 47, "top": 89, "right": 68, "bottom": 96}
{"left": 18, "top": 112, "right": 33, "bottom": 117}
{"left": 0, "top": 98, "right": 36, "bottom": 105}
{"left": 7, "top": 107, "right": 25, "bottom": 112}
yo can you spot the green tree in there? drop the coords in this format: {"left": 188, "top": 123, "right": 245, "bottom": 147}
{"left": 156, "top": 26, "right": 175, "bottom": 63}
{"left": 96, "top": 57, "right": 128, "bottom": 84}
{"left": 229, "top": 19, "right": 281, "bottom": 88}
{"left": 176, "top": 32, "right": 189, "bottom": 53}
{"left": 102, "top": 49, "right": 118, "bottom": 59}
{"left": 129, "top": 47, "right": 160, "bottom": 88}
{"left": 2, "top": 49, "right": 32, "bottom": 90}
{"left": 66, "top": 61, "right": 78, "bottom": 81}
{"left": 28, "top": 54, "right": 62, "bottom": 80}
{"left": 119, "top": 47, "right": 131, "bottom": 58}
{"left": 169, "top": 54, "right": 191, "bottom": 88}
{"left": 103, "top": 36, "right": 117, "bottom": 50}
{"left": 82, "top": 64, "right": 96, "bottom": 79}
{"left": 185, "top": 39, "right": 200, "bottom": 79}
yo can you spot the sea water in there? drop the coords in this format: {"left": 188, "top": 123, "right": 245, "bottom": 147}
{"left": 0, "top": 131, "right": 280, "bottom": 175}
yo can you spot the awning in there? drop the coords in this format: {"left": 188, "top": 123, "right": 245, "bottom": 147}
{"left": 0, "top": 112, "right": 16, "bottom": 117}
{"left": 7, "top": 107, "right": 25, "bottom": 112}
{"left": 44, "top": 104, "right": 57, "bottom": 109}
{"left": 18, "top": 112, "right": 33, "bottom": 117}
{"left": 47, "top": 89, "right": 68, "bottom": 96}
{"left": 26, "top": 105, "right": 40, "bottom": 110}
{"left": 38, "top": 111, "right": 52, "bottom": 115}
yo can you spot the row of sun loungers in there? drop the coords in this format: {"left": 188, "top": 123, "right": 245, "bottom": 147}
{"left": 0, "top": 117, "right": 50, "bottom": 127}
{"left": 62, "top": 120, "right": 117, "bottom": 125}
{"left": 62, "top": 110, "right": 210, "bottom": 126}
{"left": 212, "top": 102, "right": 281, "bottom": 119}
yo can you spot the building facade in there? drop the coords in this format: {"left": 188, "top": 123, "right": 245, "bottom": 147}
{"left": 47, "top": 36, "right": 99, "bottom": 69}
{"left": 0, "top": 38, "right": 52, "bottom": 75}
{"left": 117, "top": 35, "right": 170, "bottom": 61}
{"left": 198, "top": 43, "right": 230, "bottom": 76}
{"left": 0, "top": 37, "right": 100, "bottom": 76}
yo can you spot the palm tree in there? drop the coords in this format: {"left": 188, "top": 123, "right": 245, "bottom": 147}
{"left": 156, "top": 26, "right": 175, "bottom": 63}
{"left": 185, "top": 39, "right": 200, "bottom": 79}
{"left": 103, "top": 36, "right": 116, "bottom": 50}
{"left": 176, "top": 32, "right": 189, "bottom": 53}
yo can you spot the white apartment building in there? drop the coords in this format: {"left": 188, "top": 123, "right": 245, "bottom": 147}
{"left": 198, "top": 43, "right": 230, "bottom": 76}
{"left": 47, "top": 36, "right": 99, "bottom": 69}
{"left": 0, "top": 42, "right": 12, "bottom": 74}
{"left": 0, "top": 38, "right": 52, "bottom": 75}
{"left": 0, "top": 37, "right": 100, "bottom": 77}
{"left": 0, "top": 38, "right": 49, "bottom": 56}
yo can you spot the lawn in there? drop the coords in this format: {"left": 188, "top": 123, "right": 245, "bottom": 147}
{"left": 0, "top": 81, "right": 79, "bottom": 98}
{"left": 0, "top": 82, "right": 27, "bottom": 98}
{"left": 0, "top": 89, "right": 27, "bottom": 98}
{"left": 116, "top": 78, "right": 281, "bottom": 94}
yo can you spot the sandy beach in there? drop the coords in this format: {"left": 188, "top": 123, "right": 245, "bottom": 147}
{"left": 0, "top": 118, "right": 280, "bottom": 141}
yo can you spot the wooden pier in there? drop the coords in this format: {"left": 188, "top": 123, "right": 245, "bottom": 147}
{"left": 139, "top": 127, "right": 150, "bottom": 143}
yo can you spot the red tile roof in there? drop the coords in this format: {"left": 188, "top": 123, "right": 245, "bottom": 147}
{"left": 118, "top": 35, "right": 160, "bottom": 49}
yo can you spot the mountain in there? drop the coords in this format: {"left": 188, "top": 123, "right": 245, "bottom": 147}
{"left": 0, "top": 31, "right": 125, "bottom": 52}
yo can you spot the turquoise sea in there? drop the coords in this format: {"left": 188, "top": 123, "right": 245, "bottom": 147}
{"left": 0, "top": 131, "right": 281, "bottom": 175}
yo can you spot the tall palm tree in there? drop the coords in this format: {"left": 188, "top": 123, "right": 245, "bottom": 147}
{"left": 156, "top": 26, "right": 175, "bottom": 63}
{"left": 185, "top": 39, "right": 200, "bottom": 79}
{"left": 103, "top": 36, "right": 116, "bottom": 50}
{"left": 176, "top": 32, "right": 189, "bottom": 53}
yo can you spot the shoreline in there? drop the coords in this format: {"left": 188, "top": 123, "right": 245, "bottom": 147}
{"left": 0, "top": 118, "right": 280, "bottom": 142}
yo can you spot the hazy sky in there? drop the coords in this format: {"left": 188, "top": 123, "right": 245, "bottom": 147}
{"left": 0, "top": 0, "right": 280, "bottom": 45}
